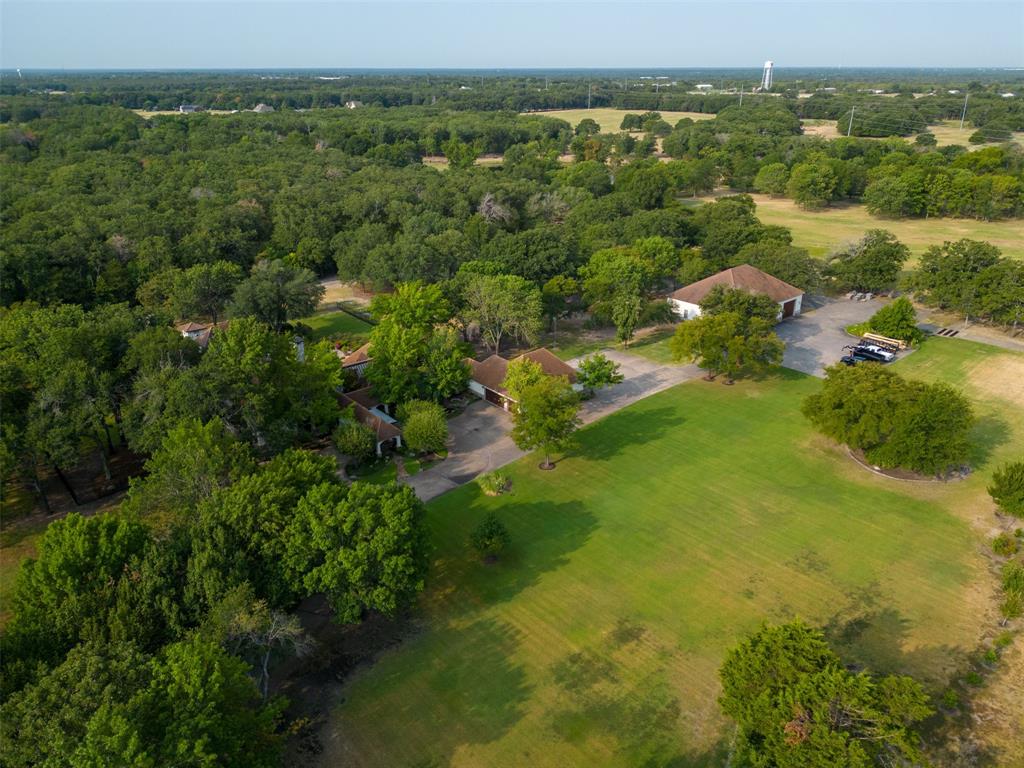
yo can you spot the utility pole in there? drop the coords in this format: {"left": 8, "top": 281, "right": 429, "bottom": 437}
{"left": 587, "top": 82, "right": 592, "bottom": 109}
{"left": 959, "top": 93, "right": 969, "bottom": 130}
{"left": 846, "top": 106, "right": 855, "bottom": 137}
{"left": 739, "top": 85, "right": 743, "bottom": 106}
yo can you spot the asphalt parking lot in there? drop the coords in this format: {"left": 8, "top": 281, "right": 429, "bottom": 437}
{"left": 776, "top": 296, "right": 891, "bottom": 377}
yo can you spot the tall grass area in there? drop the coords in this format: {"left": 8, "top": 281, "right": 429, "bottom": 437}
{"left": 326, "top": 339, "right": 1021, "bottom": 768}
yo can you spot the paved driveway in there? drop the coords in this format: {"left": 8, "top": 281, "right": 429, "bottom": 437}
{"left": 404, "top": 351, "right": 701, "bottom": 501}
{"left": 776, "top": 296, "right": 888, "bottom": 377}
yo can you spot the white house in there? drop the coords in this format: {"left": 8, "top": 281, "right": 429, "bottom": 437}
{"left": 466, "top": 348, "right": 581, "bottom": 411}
{"left": 695, "top": 84, "right": 714, "bottom": 91}
{"left": 667, "top": 264, "right": 804, "bottom": 322}
{"left": 253, "top": 103, "right": 275, "bottom": 113}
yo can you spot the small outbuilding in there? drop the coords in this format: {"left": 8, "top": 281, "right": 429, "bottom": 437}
{"left": 337, "top": 387, "right": 402, "bottom": 456}
{"left": 338, "top": 341, "right": 372, "bottom": 378}
{"left": 253, "top": 103, "right": 275, "bottom": 113}
{"left": 466, "top": 347, "right": 579, "bottom": 411}
{"left": 667, "top": 264, "right": 804, "bottom": 321}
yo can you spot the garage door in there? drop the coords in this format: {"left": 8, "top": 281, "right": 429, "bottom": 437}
{"left": 781, "top": 299, "right": 796, "bottom": 318}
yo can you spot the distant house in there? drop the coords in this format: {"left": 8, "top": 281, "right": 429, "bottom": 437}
{"left": 1001, "top": 93, "right": 1016, "bottom": 99}
{"left": 337, "top": 387, "right": 402, "bottom": 456}
{"left": 466, "top": 347, "right": 580, "bottom": 411}
{"left": 175, "top": 320, "right": 228, "bottom": 349}
{"left": 338, "top": 341, "right": 372, "bottom": 378}
{"left": 667, "top": 264, "right": 804, "bottom": 321}
{"left": 178, "top": 104, "right": 202, "bottom": 114}
{"left": 695, "top": 84, "right": 714, "bottom": 91}
{"left": 253, "top": 103, "right": 275, "bottom": 113}
{"left": 344, "top": 100, "right": 363, "bottom": 109}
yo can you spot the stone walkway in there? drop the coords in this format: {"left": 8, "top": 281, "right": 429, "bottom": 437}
{"left": 404, "top": 351, "right": 701, "bottom": 501}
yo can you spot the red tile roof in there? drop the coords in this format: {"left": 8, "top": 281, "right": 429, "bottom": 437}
{"left": 669, "top": 264, "right": 803, "bottom": 305}
{"left": 337, "top": 392, "right": 401, "bottom": 442}
{"left": 342, "top": 342, "right": 372, "bottom": 367}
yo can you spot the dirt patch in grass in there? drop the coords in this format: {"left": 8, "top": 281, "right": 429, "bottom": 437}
{"left": 967, "top": 354, "right": 1024, "bottom": 405}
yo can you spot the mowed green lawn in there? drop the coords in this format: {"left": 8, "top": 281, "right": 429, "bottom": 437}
{"left": 326, "top": 339, "right": 1021, "bottom": 768}
{"left": 682, "top": 193, "right": 1024, "bottom": 263}
{"left": 298, "top": 309, "right": 373, "bottom": 341}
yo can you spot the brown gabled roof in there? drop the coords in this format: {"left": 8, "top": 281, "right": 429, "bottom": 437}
{"left": 669, "top": 264, "right": 803, "bottom": 305}
{"left": 344, "top": 385, "right": 380, "bottom": 410}
{"left": 466, "top": 354, "right": 510, "bottom": 394}
{"left": 516, "top": 348, "right": 577, "bottom": 384}
{"left": 342, "top": 342, "right": 372, "bottom": 368}
{"left": 337, "top": 392, "right": 401, "bottom": 442}
{"left": 466, "top": 347, "right": 576, "bottom": 399}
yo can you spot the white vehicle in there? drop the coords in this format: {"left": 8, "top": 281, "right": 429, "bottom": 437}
{"left": 855, "top": 344, "right": 896, "bottom": 362}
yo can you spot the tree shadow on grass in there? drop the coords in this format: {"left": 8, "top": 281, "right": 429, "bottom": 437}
{"left": 966, "top": 412, "right": 1012, "bottom": 473}
{"left": 430, "top": 498, "right": 600, "bottom": 615}
{"left": 369, "top": 617, "right": 532, "bottom": 768}
{"left": 821, "top": 598, "right": 1011, "bottom": 765}
{"left": 576, "top": 405, "right": 686, "bottom": 463}
{"left": 543, "top": 616, "right": 733, "bottom": 768}
{"left": 823, "top": 589, "right": 962, "bottom": 686}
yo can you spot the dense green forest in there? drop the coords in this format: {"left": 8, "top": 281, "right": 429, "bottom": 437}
{"left": 2, "top": 72, "right": 1023, "bottom": 765}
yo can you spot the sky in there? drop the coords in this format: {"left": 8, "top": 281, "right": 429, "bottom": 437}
{"left": 2, "top": 1, "right": 1022, "bottom": 70}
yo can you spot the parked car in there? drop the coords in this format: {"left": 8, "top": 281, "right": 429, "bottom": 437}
{"left": 856, "top": 343, "right": 896, "bottom": 362}
{"left": 840, "top": 352, "right": 877, "bottom": 366}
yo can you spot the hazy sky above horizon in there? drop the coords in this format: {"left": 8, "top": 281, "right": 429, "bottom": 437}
{"left": 2, "top": 1, "right": 1022, "bottom": 70}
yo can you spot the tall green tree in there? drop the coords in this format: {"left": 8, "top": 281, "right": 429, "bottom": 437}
{"left": 122, "top": 417, "right": 255, "bottom": 519}
{"left": 720, "top": 621, "right": 932, "bottom": 768}
{"left": 229, "top": 259, "right": 324, "bottom": 332}
{"left": 825, "top": 230, "right": 908, "bottom": 293}
{"left": 366, "top": 282, "right": 467, "bottom": 404}
{"left": 510, "top": 376, "right": 581, "bottom": 470}
{"left": 284, "top": 481, "right": 430, "bottom": 622}
{"left": 171, "top": 261, "right": 243, "bottom": 324}
{"left": 464, "top": 273, "right": 543, "bottom": 354}
{"left": 670, "top": 311, "right": 784, "bottom": 383}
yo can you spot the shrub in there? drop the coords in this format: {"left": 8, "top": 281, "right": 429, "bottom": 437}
{"left": 803, "top": 364, "right": 974, "bottom": 476}
{"left": 983, "top": 649, "right": 999, "bottom": 665}
{"left": 941, "top": 689, "right": 960, "bottom": 710}
{"left": 1000, "top": 561, "right": 1024, "bottom": 621}
{"left": 470, "top": 513, "right": 510, "bottom": 560}
{"left": 989, "top": 461, "right": 1024, "bottom": 518}
{"left": 992, "top": 532, "right": 1018, "bottom": 557}
{"left": 477, "top": 471, "right": 512, "bottom": 497}
{"left": 333, "top": 419, "right": 376, "bottom": 464}
{"left": 965, "top": 671, "right": 983, "bottom": 686}
{"left": 399, "top": 400, "right": 448, "bottom": 455}
{"left": 867, "top": 297, "right": 923, "bottom": 344}
{"left": 994, "top": 631, "right": 1013, "bottom": 649}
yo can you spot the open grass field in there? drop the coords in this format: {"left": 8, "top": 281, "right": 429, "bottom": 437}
{"left": 682, "top": 193, "right": 1024, "bottom": 263}
{"left": 324, "top": 338, "right": 1024, "bottom": 768}
{"left": 298, "top": 309, "right": 373, "bottom": 341}
{"left": 928, "top": 119, "right": 1024, "bottom": 150}
{"left": 525, "top": 108, "right": 714, "bottom": 134}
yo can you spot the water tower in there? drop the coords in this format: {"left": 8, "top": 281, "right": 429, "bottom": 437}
{"left": 760, "top": 61, "right": 774, "bottom": 91}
